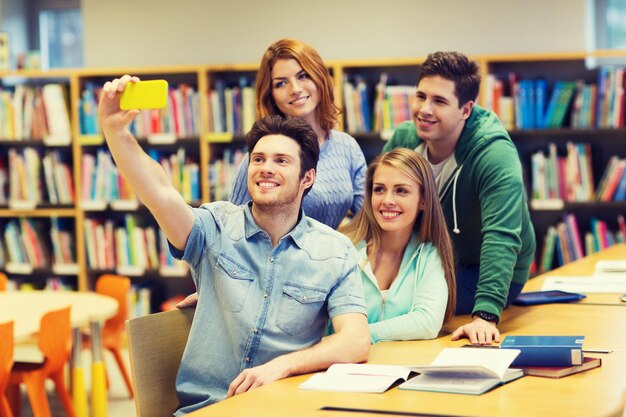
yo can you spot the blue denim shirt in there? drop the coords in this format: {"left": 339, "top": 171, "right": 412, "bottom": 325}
{"left": 171, "top": 202, "right": 366, "bottom": 416}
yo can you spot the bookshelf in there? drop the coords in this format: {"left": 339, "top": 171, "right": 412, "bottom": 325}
{"left": 480, "top": 52, "right": 626, "bottom": 271}
{"left": 0, "top": 70, "right": 79, "bottom": 291}
{"left": 1, "top": 51, "right": 626, "bottom": 309}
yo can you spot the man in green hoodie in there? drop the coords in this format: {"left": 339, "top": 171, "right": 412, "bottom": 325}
{"left": 382, "top": 51, "right": 535, "bottom": 345}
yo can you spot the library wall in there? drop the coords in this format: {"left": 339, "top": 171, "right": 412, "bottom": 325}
{"left": 82, "top": 0, "right": 588, "bottom": 67}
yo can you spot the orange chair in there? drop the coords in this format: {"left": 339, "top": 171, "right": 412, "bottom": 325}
{"left": 84, "top": 274, "right": 134, "bottom": 398}
{"left": 0, "top": 272, "right": 8, "bottom": 291}
{"left": 8, "top": 306, "right": 75, "bottom": 417}
{"left": 0, "top": 321, "right": 15, "bottom": 417}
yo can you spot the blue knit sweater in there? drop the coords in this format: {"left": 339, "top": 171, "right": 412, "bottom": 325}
{"left": 229, "top": 130, "right": 367, "bottom": 229}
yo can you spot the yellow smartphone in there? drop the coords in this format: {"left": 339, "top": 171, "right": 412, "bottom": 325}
{"left": 120, "top": 79, "right": 169, "bottom": 110}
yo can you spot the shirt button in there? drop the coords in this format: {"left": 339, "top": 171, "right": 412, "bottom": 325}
{"left": 252, "top": 328, "right": 259, "bottom": 334}
{"left": 264, "top": 293, "right": 269, "bottom": 299}
{"left": 302, "top": 296, "right": 307, "bottom": 301}
{"left": 269, "top": 257, "right": 274, "bottom": 263}
{"left": 245, "top": 357, "right": 251, "bottom": 363}
{"left": 232, "top": 270, "right": 237, "bottom": 276}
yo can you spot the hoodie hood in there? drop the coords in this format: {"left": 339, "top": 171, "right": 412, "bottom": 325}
{"left": 453, "top": 104, "right": 514, "bottom": 164}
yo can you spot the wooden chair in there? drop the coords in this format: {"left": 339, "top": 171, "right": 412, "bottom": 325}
{"left": 0, "top": 273, "right": 8, "bottom": 291}
{"left": 83, "top": 274, "right": 134, "bottom": 397}
{"left": 0, "top": 321, "right": 14, "bottom": 417}
{"left": 126, "top": 308, "right": 195, "bottom": 417}
{"left": 9, "top": 306, "right": 75, "bottom": 417}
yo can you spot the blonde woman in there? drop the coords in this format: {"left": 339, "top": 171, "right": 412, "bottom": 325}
{"left": 340, "top": 148, "right": 456, "bottom": 343}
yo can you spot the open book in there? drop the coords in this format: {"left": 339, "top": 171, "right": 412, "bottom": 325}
{"left": 399, "top": 348, "right": 524, "bottom": 395}
{"left": 299, "top": 364, "right": 413, "bottom": 393}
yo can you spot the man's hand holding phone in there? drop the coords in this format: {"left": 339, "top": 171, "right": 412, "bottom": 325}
{"left": 99, "top": 75, "right": 168, "bottom": 138}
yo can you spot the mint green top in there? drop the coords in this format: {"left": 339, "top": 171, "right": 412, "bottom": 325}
{"left": 358, "top": 235, "right": 449, "bottom": 344}
{"left": 382, "top": 105, "right": 536, "bottom": 320}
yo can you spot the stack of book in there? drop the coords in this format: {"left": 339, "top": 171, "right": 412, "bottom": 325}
{"left": 500, "top": 335, "right": 602, "bottom": 379}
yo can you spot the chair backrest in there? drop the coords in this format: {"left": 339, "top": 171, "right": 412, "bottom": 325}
{"left": 0, "top": 321, "right": 14, "bottom": 394}
{"left": 0, "top": 272, "right": 8, "bottom": 291}
{"left": 39, "top": 306, "right": 72, "bottom": 375}
{"left": 96, "top": 274, "right": 131, "bottom": 336}
{"left": 126, "top": 308, "right": 195, "bottom": 417}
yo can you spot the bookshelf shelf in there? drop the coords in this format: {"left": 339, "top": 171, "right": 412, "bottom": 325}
{"left": 0, "top": 208, "right": 77, "bottom": 217}
{"left": 2, "top": 50, "right": 625, "bottom": 306}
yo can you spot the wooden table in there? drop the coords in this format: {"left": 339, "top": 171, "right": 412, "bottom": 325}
{"left": 0, "top": 291, "right": 118, "bottom": 417}
{"left": 187, "top": 304, "right": 626, "bottom": 417}
{"left": 185, "top": 244, "right": 626, "bottom": 417}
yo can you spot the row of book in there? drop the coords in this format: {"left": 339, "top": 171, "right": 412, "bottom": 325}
{"left": 0, "top": 217, "right": 76, "bottom": 270}
{"left": 484, "top": 66, "right": 626, "bottom": 130}
{"left": 342, "top": 73, "right": 414, "bottom": 135}
{"left": 208, "top": 147, "right": 246, "bottom": 202}
{"left": 1, "top": 148, "right": 74, "bottom": 206}
{"left": 148, "top": 148, "right": 200, "bottom": 203}
{"left": 83, "top": 214, "right": 188, "bottom": 275}
{"left": 81, "top": 148, "right": 200, "bottom": 206}
{"left": 538, "top": 214, "right": 626, "bottom": 272}
{"left": 81, "top": 149, "right": 134, "bottom": 203}
{"left": 80, "top": 78, "right": 257, "bottom": 137}
{"left": 5, "top": 67, "right": 626, "bottom": 140}
{"left": 530, "top": 142, "right": 594, "bottom": 203}
{"left": 531, "top": 143, "right": 626, "bottom": 204}
{"left": 0, "top": 83, "right": 72, "bottom": 144}
{"left": 207, "top": 78, "right": 256, "bottom": 135}
{"left": 80, "top": 83, "right": 202, "bottom": 138}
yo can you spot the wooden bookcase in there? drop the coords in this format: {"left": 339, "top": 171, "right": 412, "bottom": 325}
{"left": 478, "top": 51, "right": 626, "bottom": 270}
{"left": 2, "top": 50, "right": 625, "bottom": 309}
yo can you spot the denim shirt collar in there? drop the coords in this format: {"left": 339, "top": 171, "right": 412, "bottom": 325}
{"left": 243, "top": 202, "right": 308, "bottom": 249}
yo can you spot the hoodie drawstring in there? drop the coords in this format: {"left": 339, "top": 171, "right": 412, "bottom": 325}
{"left": 451, "top": 165, "right": 463, "bottom": 234}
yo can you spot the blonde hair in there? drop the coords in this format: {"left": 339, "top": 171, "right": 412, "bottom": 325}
{"left": 255, "top": 38, "right": 340, "bottom": 132}
{"left": 339, "top": 148, "right": 457, "bottom": 322}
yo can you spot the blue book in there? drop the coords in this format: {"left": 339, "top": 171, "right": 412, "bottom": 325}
{"left": 535, "top": 78, "right": 548, "bottom": 129}
{"left": 513, "top": 290, "right": 586, "bottom": 306}
{"left": 500, "top": 335, "right": 584, "bottom": 367}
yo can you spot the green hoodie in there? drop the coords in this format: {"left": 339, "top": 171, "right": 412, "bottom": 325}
{"left": 383, "top": 105, "right": 536, "bottom": 319}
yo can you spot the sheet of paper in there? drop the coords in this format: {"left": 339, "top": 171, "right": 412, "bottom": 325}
{"left": 595, "top": 260, "right": 626, "bottom": 272}
{"left": 541, "top": 275, "right": 626, "bottom": 293}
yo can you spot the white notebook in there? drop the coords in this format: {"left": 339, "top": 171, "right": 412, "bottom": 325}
{"left": 299, "top": 363, "right": 413, "bottom": 393}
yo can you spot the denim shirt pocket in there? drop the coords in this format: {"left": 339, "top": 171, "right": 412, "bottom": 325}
{"left": 276, "top": 282, "right": 328, "bottom": 335}
{"left": 214, "top": 253, "right": 255, "bottom": 312}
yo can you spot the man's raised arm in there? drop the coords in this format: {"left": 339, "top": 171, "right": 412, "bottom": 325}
{"left": 99, "top": 75, "right": 194, "bottom": 251}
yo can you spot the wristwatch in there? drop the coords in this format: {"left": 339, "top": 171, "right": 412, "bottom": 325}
{"left": 472, "top": 310, "right": 499, "bottom": 324}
